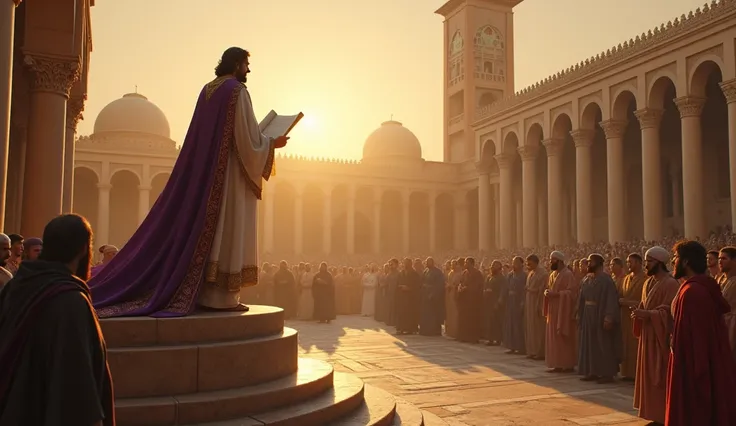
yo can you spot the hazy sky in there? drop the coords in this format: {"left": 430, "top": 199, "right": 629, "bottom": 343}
{"left": 80, "top": 0, "right": 707, "bottom": 161}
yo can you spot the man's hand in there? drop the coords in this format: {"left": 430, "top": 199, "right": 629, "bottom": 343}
{"left": 273, "top": 135, "right": 289, "bottom": 148}
{"left": 631, "top": 309, "right": 649, "bottom": 320}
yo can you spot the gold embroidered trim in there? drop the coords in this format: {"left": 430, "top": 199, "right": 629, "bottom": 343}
{"left": 262, "top": 142, "right": 275, "bottom": 181}
{"left": 205, "top": 261, "right": 259, "bottom": 291}
{"left": 205, "top": 76, "right": 233, "bottom": 100}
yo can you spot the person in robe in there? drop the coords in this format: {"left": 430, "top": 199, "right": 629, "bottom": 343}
{"left": 88, "top": 47, "right": 288, "bottom": 317}
{"left": 394, "top": 258, "right": 422, "bottom": 334}
{"left": 258, "top": 263, "right": 275, "bottom": 306}
{"left": 348, "top": 267, "right": 363, "bottom": 314}
{"left": 483, "top": 260, "right": 506, "bottom": 346}
{"left": 544, "top": 251, "right": 578, "bottom": 373}
{"left": 312, "top": 262, "right": 336, "bottom": 324}
{"left": 524, "top": 254, "right": 548, "bottom": 360}
{"left": 0, "top": 214, "right": 114, "bottom": 425}
{"left": 0, "top": 234, "right": 13, "bottom": 289}
{"left": 375, "top": 264, "right": 389, "bottom": 322}
{"left": 360, "top": 265, "right": 378, "bottom": 317}
{"left": 503, "top": 256, "right": 527, "bottom": 354}
{"left": 610, "top": 258, "right": 625, "bottom": 292}
{"left": 707, "top": 249, "right": 722, "bottom": 281}
{"left": 456, "top": 257, "right": 484, "bottom": 343}
{"left": 273, "top": 261, "right": 297, "bottom": 319}
{"left": 578, "top": 253, "right": 622, "bottom": 384}
{"left": 21, "top": 238, "right": 42, "bottom": 261}
{"left": 631, "top": 246, "right": 679, "bottom": 425}
{"left": 718, "top": 246, "right": 736, "bottom": 363}
{"left": 297, "top": 263, "right": 315, "bottom": 320}
{"left": 420, "top": 257, "right": 445, "bottom": 336}
{"left": 90, "top": 245, "right": 118, "bottom": 279}
{"left": 616, "top": 253, "right": 647, "bottom": 382}
{"left": 445, "top": 258, "right": 463, "bottom": 338}
{"left": 666, "top": 240, "right": 736, "bottom": 425}
{"left": 4, "top": 234, "right": 22, "bottom": 275}
{"left": 385, "top": 259, "right": 400, "bottom": 326}
{"left": 334, "top": 267, "right": 350, "bottom": 315}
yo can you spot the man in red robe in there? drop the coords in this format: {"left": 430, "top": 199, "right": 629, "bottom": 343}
{"left": 666, "top": 240, "right": 736, "bottom": 426}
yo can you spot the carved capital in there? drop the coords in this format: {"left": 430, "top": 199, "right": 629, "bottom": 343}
{"left": 475, "top": 161, "right": 492, "bottom": 175}
{"left": 599, "top": 119, "right": 628, "bottom": 139}
{"left": 674, "top": 96, "right": 706, "bottom": 118}
{"left": 517, "top": 145, "right": 539, "bottom": 162}
{"left": 719, "top": 79, "right": 736, "bottom": 104}
{"left": 542, "top": 138, "right": 564, "bottom": 157}
{"left": 66, "top": 95, "right": 86, "bottom": 130}
{"left": 494, "top": 153, "right": 515, "bottom": 169}
{"left": 23, "top": 54, "right": 80, "bottom": 97}
{"left": 569, "top": 129, "right": 595, "bottom": 148}
{"left": 634, "top": 108, "right": 664, "bottom": 129}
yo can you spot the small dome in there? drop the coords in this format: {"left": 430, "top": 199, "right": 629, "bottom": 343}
{"left": 362, "top": 120, "right": 422, "bottom": 160}
{"left": 93, "top": 93, "right": 171, "bottom": 138}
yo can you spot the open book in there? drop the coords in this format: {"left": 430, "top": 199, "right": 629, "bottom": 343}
{"left": 259, "top": 110, "right": 304, "bottom": 139}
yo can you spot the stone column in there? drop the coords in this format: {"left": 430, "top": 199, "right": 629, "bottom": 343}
{"left": 428, "top": 191, "right": 437, "bottom": 252}
{"left": 543, "top": 138, "right": 564, "bottom": 245}
{"left": 635, "top": 108, "right": 664, "bottom": 241}
{"left": 372, "top": 195, "right": 381, "bottom": 253}
{"left": 346, "top": 187, "right": 355, "bottom": 254}
{"left": 477, "top": 170, "right": 492, "bottom": 251}
{"left": 518, "top": 145, "right": 538, "bottom": 248}
{"left": 20, "top": 54, "right": 80, "bottom": 237}
{"left": 137, "top": 186, "right": 151, "bottom": 225}
{"left": 294, "top": 188, "right": 303, "bottom": 255}
{"left": 496, "top": 153, "right": 514, "bottom": 248}
{"left": 402, "top": 191, "right": 410, "bottom": 253}
{"left": 263, "top": 192, "right": 274, "bottom": 252}
{"left": 674, "top": 96, "right": 707, "bottom": 239}
{"left": 0, "top": 1, "right": 19, "bottom": 229}
{"left": 63, "top": 95, "right": 85, "bottom": 213}
{"left": 96, "top": 183, "right": 111, "bottom": 246}
{"left": 720, "top": 79, "right": 736, "bottom": 231}
{"left": 323, "top": 192, "right": 332, "bottom": 254}
{"left": 570, "top": 129, "right": 595, "bottom": 243}
{"left": 493, "top": 183, "right": 500, "bottom": 247}
{"left": 600, "top": 119, "right": 628, "bottom": 242}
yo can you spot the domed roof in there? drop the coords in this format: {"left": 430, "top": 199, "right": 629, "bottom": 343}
{"left": 362, "top": 120, "right": 422, "bottom": 160}
{"left": 93, "top": 93, "right": 171, "bottom": 138}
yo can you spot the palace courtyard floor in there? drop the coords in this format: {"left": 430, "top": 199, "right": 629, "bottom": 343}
{"left": 289, "top": 315, "right": 647, "bottom": 426}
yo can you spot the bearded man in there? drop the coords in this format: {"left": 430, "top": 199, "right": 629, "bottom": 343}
{"left": 544, "top": 251, "right": 578, "bottom": 373}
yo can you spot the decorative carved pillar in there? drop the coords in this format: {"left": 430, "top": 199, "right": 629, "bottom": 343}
{"left": 428, "top": 191, "right": 437, "bottom": 252}
{"left": 20, "top": 54, "right": 80, "bottom": 237}
{"left": 323, "top": 189, "right": 332, "bottom": 254}
{"left": 674, "top": 96, "right": 707, "bottom": 239}
{"left": 402, "top": 190, "right": 410, "bottom": 253}
{"left": 0, "top": 0, "right": 18, "bottom": 229}
{"left": 96, "top": 183, "right": 111, "bottom": 246}
{"left": 137, "top": 185, "right": 151, "bottom": 225}
{"left": 63, "top": 95, "right": 85, "bottom": 213}
{"left": 600, "top": 119, "right": 628, "bottom": 242}
{"left": 346, "top": 186, "right": 355, "bottom": 254}
{"left": 570, "top": 129, "right": 595, "bottom": 243}
{"left": 263, "top": 190, "right": 274, "bottom": 253}
{"left": 293, "top": 186, "right": 303, "bottom": 255}
{"left": 476, "top": 164, "right": 492, "bottom": 251}
{"left": 720, "top": 79, "right": 736, "bottom": 231}
{"left": 635, "top": 108, "right": 664, "bottom": 240}
{"left": 496, "top": 153, "right": 515, "bottom": 248}
{"left": 518, "top": 145, "right": 538, "bottom": 248}
{"left": 372, "top": 192, "right": 381, "bottom": 254}
{"left": 543, "top": 138, "right": 564, "bottom": 245}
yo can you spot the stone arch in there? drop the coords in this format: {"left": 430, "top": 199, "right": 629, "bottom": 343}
{"left": 73, "top": 166, "right": 99, "bottom": 234}
{"left": 551, "top": 113, "right": 573, "bottom": 139}
{"left": 149, "top": 173, "right": 170, "bottom": 207}
{"left": 502, "top": 131, "right": 520, "bottom": 155}
{"left": 610, "top": 85, "right": 639, "bottom": 117}
{"left": 273, "top": 182, "right": 296, "bottom": 254}
{"left": 75, "top": 165, "right": 100, "bottom": 183}
{"left": 481, "top": 138, "right": 499, "bottom": 174}
{"left": 435, "top": 193, "right": 454, "bottom": 251}
{"left": 611, "top": 90, "right": 637, "bottom": 121}
{"left": 109, "top": 170, "right": 141, "bottom": 247}
{"left": 648, "top": 75, "right": 678, "bottom": 110}
{"left": 109, "top": 167, "right": 141, "bottom": 185}
{"left": 580, "top": 101, "right": 603, "bottom": 130}
{"left": 690, "top": 59, "right": 725, "bottom": 97}
{"left": 302, "top": 184, "right": 325, "bottom": 254}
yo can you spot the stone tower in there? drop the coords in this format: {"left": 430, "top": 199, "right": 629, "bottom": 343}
{"left": 436, "top": 0, "right": 523, "bottom": 163}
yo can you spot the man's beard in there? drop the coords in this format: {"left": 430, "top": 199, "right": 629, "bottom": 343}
{"left": 550, "top": 261, "right": 559, "bottom": 271}
{"left": 586, "top": 263, "right": 596, "bottom": 273}
{"left": 235, "top": 71, "right": 247, "bottom": 83}
{"left": 646, "top": 262, "right": 660, "bottom": 276}
{"left": 75, "top": 250, "right": 92, "bottom": 281}
{"left": 673, "top": 261, "right": 687, "bottom": 280}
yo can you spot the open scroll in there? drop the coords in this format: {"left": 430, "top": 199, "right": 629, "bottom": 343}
{"left": 259, "top": 110, "right": 304, "bottom": 177}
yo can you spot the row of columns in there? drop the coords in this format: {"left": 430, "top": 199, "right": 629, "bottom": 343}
{"left": 482, "top": 86, "right": 736, "bottom": 249}
{"left": 94, "top": 183, "right": 151, "bottom": 247}
{"left": 260, "top": 187, "right": 446, "bottom": 255}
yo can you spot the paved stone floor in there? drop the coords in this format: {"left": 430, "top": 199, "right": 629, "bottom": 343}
{"left": 288, "top": 315, "right": 647, "bottom": 426}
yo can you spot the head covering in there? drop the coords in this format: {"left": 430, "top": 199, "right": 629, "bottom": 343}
{"left": 645, "top": 246, "right": 670, "bottom": 265}
{"left": 22, "top": 238, "right": 42, "bottom": 249}
{"left": 551, "top": 251, "right": 566, "bottom": 262}
{"left": 0, "top": 234, "right": 9, "bottom": 246}
{"left": 102, "top": 245, "right": 119, "bottom": 255}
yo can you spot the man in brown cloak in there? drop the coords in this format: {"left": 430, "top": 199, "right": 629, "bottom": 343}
{"left": 525, "top": 254, "right": 548, "bottom": 360}
{"left": 544, "top": 251, "right": 578, "bottom": 372}
{"left": 456, "top": 257, "right": 484, "bottom": 343}
{"left": 618, "top": 253, "right": 647, "bottom": 381}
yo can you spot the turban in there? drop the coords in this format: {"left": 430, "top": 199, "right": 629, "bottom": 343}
{"left": 23, "top": 237, "right": 42, "bottom": 248}
{"left": 102, "top": 245, "right": 119, "bottom": 255}
{"left": 645, "top": 246, "right": 670, "bottom": 265}
{"left": 551, "top": 251, "right": 566, "bottom": 262}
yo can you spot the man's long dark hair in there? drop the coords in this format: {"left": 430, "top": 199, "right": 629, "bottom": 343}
{"left": 673, "top": 239, "right": 708, "bottom": 276}
{"left": 215, "top": 47, "right": 250, "bottom": 77}
{"left": 39, "top": 214, "right": 93, "bottom": 280}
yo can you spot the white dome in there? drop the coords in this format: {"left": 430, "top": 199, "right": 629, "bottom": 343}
{"left": 362, "top": 120, "right": 422, "bottom": 160}
{"left": 93, "top": 93, "right": 171, "bottom": 138}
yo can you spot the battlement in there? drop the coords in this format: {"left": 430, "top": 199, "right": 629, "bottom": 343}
{"left": 275, "top": 152, "right": 361, "bottom": 165}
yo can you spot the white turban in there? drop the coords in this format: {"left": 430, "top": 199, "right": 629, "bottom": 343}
{"left": 102, "top": 245, "right": 119, "bottom": 255}
{"left": 0, "top": 233, "right": 9, "bottom": 246}
{"left": 551, "top": 251, "right": 565, "bottom": 262}
{"left": 645, "top": 246, "right": 670, "bottom": 265}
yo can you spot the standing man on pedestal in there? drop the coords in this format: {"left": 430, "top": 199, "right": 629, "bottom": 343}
{"left": 90, "top": 47, "right": 288, "bottom": 317}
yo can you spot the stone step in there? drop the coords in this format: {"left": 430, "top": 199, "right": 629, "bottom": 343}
{"left": 393, "top": 399, "right": 425, "bottom": 426}
{"left": 101, "top": 306, "right": 285, "bottom": 348}
{"left": 115, "top": 358, "right": 334, "bottom": 426}
{"left": 198, "top": 372, "right": 365, "bottom": 426}
{"left": 109, "top": 327, "right": 298, "bottom": 398}
{"left": 419, "top": 410, "right": 449, "bottom": 426}
{"left": 327, "top": 384, "right": 397, "bottom": 426}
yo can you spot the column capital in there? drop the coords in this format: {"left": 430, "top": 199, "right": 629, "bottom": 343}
{"left": 138, "top": 185, "right": 152, "bottom": 191}
{"left": 599, "top": 119, "right": 628, "bottom": 139}
{"left": 517, "top": 145, "right": 539, "bottom": 162}
{"left": 23, "top": 54, "right": 81, "bottom": 98}
{"left": 474, "top": 161, "right": 492, "bottom": 175}
{"left": 66, "top": 95, "right": 86, "bottom": 130}
{"left": 569, "top": 129, "right": 595, "bottom": 148}
{"left": 634, "top": 108, "right": 664, "bottom": 129}
{"left": 719, "top": 79, "right": 736, "bottom": 104}
{"left": 97, "top": 183, "right": 112, "bottom": 190}
{"left": 542, "top": 138, "right": 564, "bottom": 157}
{"left": 674, "top": 96, "right": 706, "bottom": 118}
{"left": 494, "top": 153, "right": 515, "bottom": 169}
